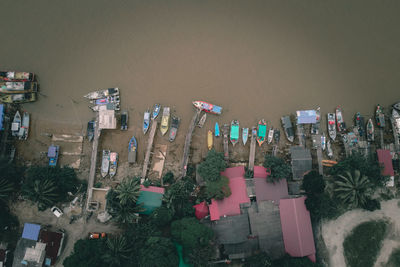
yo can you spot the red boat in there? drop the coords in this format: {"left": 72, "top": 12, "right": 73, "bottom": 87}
{"left": 192, "top": 101, "right": 222, "bottom": 115}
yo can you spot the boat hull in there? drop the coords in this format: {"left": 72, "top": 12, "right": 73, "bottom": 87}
{"left": 101, "top": 150, "right": 110, "bottom": 178}
{"left": 215, "top": 122, "right": 220, "bottom": 137}
{"left": 242, "top": 128, "right": 249, "bottom": 145}
{"left": 208, "top": 130, "right": 213, "bottom": 150}
{"left": 192, "top": 101, "right": 222, "bottom": 115}
{"left": 128, "top": 136, "right": 137, "bottom": 163}
{"left": 169, "top": 116, "right": 180, "bottom": 142}
{"left": 18, "top": 112, "right": 30, "bottom": 140}
{"left": 109, "top": 152, "right": 118, "bottom": 178}
{"left": 230, "top": 120, "right": 239, "bottom": 146}
{"left": 257, "top": 120, "right": 267, "bottom": 146}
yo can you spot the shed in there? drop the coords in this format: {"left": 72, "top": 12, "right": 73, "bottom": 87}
{"left": 137, "top": 185, "right": 165, "bottom": 215}
{"left": 296, "top": 110, "right": 317, "bottom": 124}
{"left": 377, "top": 149, "right": 395, "bottom": 187}
{"left": 290, "top": 147, "right": 312, "bottom": 180}
{"left": 22, "top": 223, "right": 41, "bottom": 241}
{"left": 193, "top": 201, "right": 209, "bottom": 219}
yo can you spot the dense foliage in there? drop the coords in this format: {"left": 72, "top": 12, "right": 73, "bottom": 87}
{"left": 115, "top": 177, "right": 141, "bottom": 205}
{"left": 139, "top": 236, "right": 179, "bottom": 267}
{"left": 106, "top": 189, "right": 142, "bottom": 225}
{"left": 162, "top": 171, "right": 175, "bottom": 185}
{"left": 387, "top": 247, "right": 400, "bottom": 267}
{"left": 202, "top": 175, "right": 231, "bottom": 200}
{"left": 63, "top": 239, "right": 108, "bottom": 267}
{"left": 263, "top": 155, "right": 291, "bottom": 183}
{"left": 0, "top": 160, "right": 24, "bottom": 203}
{"left": 198, "top": 149, "right": 227, "bottom": 181}
{"left": 163, "top": 177, "right": 195, "bottom": 218}
{"left": 343, "top": 220, "right": 388, "bottom": 267}
{"left": 244, "top": 253, "right": 322, "bottom": 267}
{"left": 0, "top": 205, "right": 19, "bottom": 244}
{"left": 102, "top": 236, "right": 133, "bottom": 266}
{"left": 149, "top": 206, "right": 174, "bottom": 227}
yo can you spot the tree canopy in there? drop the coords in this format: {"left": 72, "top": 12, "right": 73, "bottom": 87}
{"left": 115, "top": 177, "right": 141, "bottom": 206}
{"left": 63, "top": 239, "right": 108, "bottom": 267}
{"left": 102, "top": 236, "right": 133, "bottom": 267}
{"left": 263, "top": 155, "right": 291, "bottom": 183}
{"left": 139, "top": 236, "right": 179, "bottom": 267}
{"left": 163, "top": 177, "right": 195, "bottom": 218}
{"left": 203, "top": 175, "right": 231, "bottom": 200}
{"left": 198, "top": 149, "right": 226, "bottom": 182}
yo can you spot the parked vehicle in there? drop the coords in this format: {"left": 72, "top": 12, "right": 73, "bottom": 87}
{"left": 120, "top": 111, "right": 128, "bottom": 130}
{"left": 89, "top": 232, "right": 107, "bottom": 239}
{"left": 48, "top": 145, "right": 60, "bottom": 167}
{"left": 51, "top": 206, "right": 63, "bottom": 218}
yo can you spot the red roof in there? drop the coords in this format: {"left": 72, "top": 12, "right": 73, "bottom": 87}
{"left": 253, "top": 166, "right": 270, "bottom": 178}
{"left": 39, "top": 230, "right": 64, "bottom": 265}
{"left": 253, "top": 166, "right": 289, "bottom": 204}
{"left": 279, "top": 197, "right": 316, "bottom": 262}
{"left": 377, "top": 149, "right": 394, "bottom": 176}
{"left": 209, "top": 166, "right": 250, "bottom": 221}
{"left": 140, "top": 185, "right": 165, "bottom": 194}
{"left": 193, "top": 201, "right": 209, "bottom": 219}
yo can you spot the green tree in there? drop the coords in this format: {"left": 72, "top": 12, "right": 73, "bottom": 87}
{"left": 150, "top": 206, "right": 174, "bottom": 227}
{"left": 163, "top": 177, "right": 195, "bottom": 218}
{"left": 263, "top": 155, "right": 291, "bottom": 183}
{"left": 203, "top": 176, "right": 231, "bottom": 200}
{"left": 302, "top": 171, "right": 325, "bottom": 195}
{"left": 0, "top": 205, "right": 19, "bottom": 243}
{"left": 139, "top": 236, "right": 179, "bottom": 267}
{"left": 272, "top": 254, "right": 322, "bottom": 266}
{"left": 244, "top": 252, "right": 272, "bottom": 267}
{"left": 198, "top": 149, "right": 226, "bottom": 182}
{"left": 171, "top": 217, "right": 214, "bottom": 256}
{"left": 162, "top": 171, "right": 175, "bottom": 184}
{"left": 387, "top": 248, "right": 400, "bottom": 267}
{"left": 115, "top": 177, "right": 141, "bottom": 206}
{"left": 0, "top": 178, "right": 14, "bottom": 203}
{"left": 334, "top": 170, "right": 372, "bottom": 208}
{"left": 187, "top": 245, "right": 214, "bottom": 267}
{"left": 63, "top": 239, "right": 108, "bottom": 267}
{"left": 22, "top": 179, "right": 59, "bottom": 210}
{"left": 106, "top": 189, "right": 142, "bottom": 225}
{"left": 362, "top": 198, "right": 381, "bottom": 211}
{"left": 102, "top": 235, "right": 133, "bottom": 267}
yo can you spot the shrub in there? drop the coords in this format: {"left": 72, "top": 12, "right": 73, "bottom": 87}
{"left": 263, "top": 155, "right": 291, "bottom": 183}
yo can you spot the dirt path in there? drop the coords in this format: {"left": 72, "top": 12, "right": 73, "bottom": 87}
{"left": 321, "top": 199, "right": 400, "bottom": 267}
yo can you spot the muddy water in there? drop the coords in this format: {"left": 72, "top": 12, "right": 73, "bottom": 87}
{"left": 2, "top": 0, "right": 400, "bottom": 132}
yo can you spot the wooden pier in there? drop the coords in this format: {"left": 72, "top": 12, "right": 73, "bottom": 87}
{"left": 223, "top": 124, "right": 229, "bottom": 162}
{"left": 379, "top": 129, "right": 384, "bottom": 149}
{"left": 141, "top": 119, "right": 158, "bottom": 182}
{"left": 86, "top": 117, "right": 101, "bottom": 211}
{"left": 391, "top": 117, "right": 400, "bottom": 152}
{"left": 316, "top": 147, "right": 323, "bottom": 175}
{"left": 180, "top": 109, "right": 201, "bottom": 178}
{"left": 248, "top": 128, "right": 256, "bottom": 171}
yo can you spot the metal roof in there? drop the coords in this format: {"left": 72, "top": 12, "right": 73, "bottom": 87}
{"left": 296, "top": 110, "right": 317, "bottom": 124}
{"left": 137, "top": 189, "right": 164, "bottom": 215}
{"left": 290, "top": 147, "right": 312, "bottom": 180}
{"left": 22, "top": 223, "right": 41, "bottom": 241}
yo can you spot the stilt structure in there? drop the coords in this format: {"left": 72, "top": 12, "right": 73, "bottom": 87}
{"left": 223, "top": 124, "right": 229, "bottom": 162}
{"left": 248, "top": 127, "right": 256, "bottom": 171}
{"left": 180, "top": 109, "right": 201, "bottom": 178}
{"left": 86, "top": 117, "right": 101, "bottom": 211}
{"left": 141, "top": 119, "right": 158, "bottom": 182}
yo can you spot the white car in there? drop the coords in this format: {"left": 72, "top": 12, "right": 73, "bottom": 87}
{"left": 51, "top": 206, "right": 63, "bottom": 218}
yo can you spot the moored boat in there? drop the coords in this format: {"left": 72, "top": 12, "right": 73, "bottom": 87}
{"left": 366, "top": 118, "right": 374, "bottom": 142}
{"left": 152, "top": 104, "right": 161, "bottom": 120}
{"left": 143, "top": 110, "right": 150, "bottom": 134}
{"left": 375, "top": 104, "right": 385, "bottom": 128}
{"left": 256, "top": 119, "right": 267, "bottom": 146}
{"left": 0, "top": 93, "right": 36, "bottom": 104}
{"left": 197, "top": 113, "right": 207, "bottom": 128}
{"left": 327, "top": 140, "right": 333, "bottom": 158}
{"left": 392, "top": 109, "right": 400, "bottom": 136}
{"left": 84, "top": 88, "right": 119, "bottom": 100}
{"left": 230, "top": 120, "right": 239, "bottom": 146}
{"left": 336, "top": 106, "right": 346, "bottom": 132}
{"left": 0, "top": 71, "right": 35, "bottom": 82}
{"left": 215, "top": 122, "right": 220, "bottom": 137}
{"left": 48, "top": 145, "right": 60, "bottom": 167}
{"left": 128, "top": 136, "right": 137, "bottom": 163}
{"left": 311, "top": 107, "right": 321, "bottom": 135}
{"left": 267, "top": 128, "right": 274, "bottom": 144}
{"left": 393, "top": 102, "right": 400, "bottom": 111}
{"left": 87, "top": 120, "right": 95, "bottom": 141}
{"left": 169, "top": 116, "right": 180, "bottom": 142}
{"left": 0, "top": 81, "right": 38, "bottom": 93}
{"left": 160, "top": 107, "right": 170, "bottom": 135}
{"left": 18, "top": 112, "right": 30, "bottom": 140}
{"left": 321, "top": 133, "right": 326, "bottom": 150}
{"left": 90, "top": 102, "right": 120, "bottom": 112}
{"left": 11, "top": 111, "right": 21, "bottom": 137}
{"left": 109, "top": 152, "right": 118, "bottom": 178}
{"left": 242, "top": 128, "right": 249, "bottom": 145}
{"left": 274, "top": 129, "right": 280, "bottom": 144}
{"left": 192, "top": 101, "right": 222, "bottom": 115}
{"left": 354, "top": 112, "right": 365, "bottom": 137}
{"left": 90, "top": 95, "right": 120, "bottom": 105}
{"left": 327, "top": 113, "right": 336, "bottom": 141}
{"left": 281, "top": 116, "right": 294, "bottom": 143}
{"left": 207, "top": 130, "right": 213, "bottom": 150}
{"left": 101, "top": 150, "right": 110, "bottom": 178}
{"left": 121, "top": 111, "right": 128, "bottom": 130}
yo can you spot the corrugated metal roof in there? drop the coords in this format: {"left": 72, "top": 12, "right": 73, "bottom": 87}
{"left": 193, "top": 201, "right": 209, "bottom": 219}
{"left": 22, "top": 223, "right": 41, "bottom": 241}
{"left": 137, "top": 190, "right": 164, "bottom": 215}
{"left": 377, "top": 149, "right": 395, "bottom": 176}
{"left": 296, "top": 110, "right": 317, "bottom": 124}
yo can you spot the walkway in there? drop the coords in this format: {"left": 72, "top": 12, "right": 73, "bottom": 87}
{"left": 180, "top": 109, "right": 201, "bottom": 178}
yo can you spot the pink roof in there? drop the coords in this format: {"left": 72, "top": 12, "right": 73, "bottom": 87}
{"left": 377, "top": 149, "right": 394, "bottom": 176}
{"left": 253, "top": 166, "right": 288, "bottom": 204}
{"left": 279, "top": 196, "right": 316, "bottom": 262}
{"left": 253, "top": 166, "right": 271, "bottom": 178}
{"left": 209, "top": 166, "right": 250, "bottom": 221}
{"left": 140, "top": 185, "right": 165, "bottom": 194}
{"left": 193, "top": 201, "right": 209, "bottom": 219}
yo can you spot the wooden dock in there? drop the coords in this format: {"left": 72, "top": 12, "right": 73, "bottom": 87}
{"left": 141, "top": 119, "right": 158, "bottom": 182}
{"left": 86, "top": 117, "right": 101, "bottom": 211}
{"left": 223, "top": 124, "right": 229, "bottom": 162}
{"left": 317, "top": 147, "right": 323, "bottom": 175}
{"left": 180, "top": 109, "right": 201, "bottom": 178}
{"left": 296, "top": 124, "right": 305, "bottom": 147}
{"left": 248, "top": 127, "right": 256, "bottom": 171}
{"left": 391, "top": 117, "right": 400, "bottom": 152}
{"left": 379, "top": 128, "right": 384, "bottom": 149}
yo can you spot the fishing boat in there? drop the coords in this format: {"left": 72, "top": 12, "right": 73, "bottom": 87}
{"left": 230, "top": 120, "right": 239, "bottom": 146}
{"left": 84, "top": 88, "right": 119, "bottom": 100}
{"left": 0, "top": 92, "right": 36, "bottom": 104}
{"left": 197, "top": 113, "right": 206, "bottom": 128}
{"left": 327, "top": 113, "right": 336, "bottom": 141}
{"left": 336, "top": 106, "right": 346, "bottom": 132}
{"left": 393, "top": 102, "right": 400, "bottom": 111}
{"left": 101, "top": 150, "right": 110, "bottom": 178}
{"left": 152, "top": 103, "right": 161, "bottom": 120}
{"left": 18, "top": 112, "right": 30, "bottom": 140}
{"left": 366, "top": 118, "right": 374, "bottom": 142}
{"left": 143, "top": 110, "right": 150, "bottom": 134}
{"left": 274, "top": 129, "right": 280, "bottom": 144}
{"left": 242, "top": 128, "right": 249, "bottom": 145}
{"left": 375, "top": 104, "right": 385, "bottom": 128}
{"left": 215, "top": 122, "right": 220, "bottom": 137}
{"left": 192, "top": 101, "right": 222, "bottom": 115}
{"left": 311, "top": 107, "right": 321, "bottom": 135}
{"left": 11, "top": 111, "right": 21, "bottom": 137}
{"left": 48, "top": 145, "right": 60, "bottom": 167}
{"left": 281, "top": 116, "right": 294, "bottom": 143}
{"left": 392, "top": 109, "right": 400, "bottom": 135}
{"left": 326, "top": 141, "right": 333, "bottom": 158}
{"left": 109, "top": 152, "right": 118, "bottom": 178}
{"left": 0, "top": 81, "right": 38, "bottom": 93}
{"left": 160, "top": 107, "right": 170, "bottom": 135}
{"left": 128, "top": 136, "right": 137, "bottom": 163}
{"left": 223, "top": 124, "right": 229, "bottom": 161}
{"left": 0, "top": 71, "right": 35, "bottom": 82}
{"left": 321, "top": 133, "right": 326, "bottom": 150}
{"left": 256, "top": 119, "right": 267, "bottom": 146}
{"left": 87, "top": 120, "right": 95, "bottom": 141}
{"left": 207, "top": 130, "right": 213, "bottom": 150}
{"left": 121, "top": 111, "right": 128, "bottom": 130}
{"left": 169, "top": 116, "right": 180, "bottom": 142}
{"left": 354, "top": 112, "right": 365, "bottom": 137}
{"left": 267, "top": 128, "right": 274, "bottom": 144}
{"left": 90, "top": 103, "right": 120, "bottom": 112}
{"left": 90, "top": 95, "right": 120, "bottom": 105}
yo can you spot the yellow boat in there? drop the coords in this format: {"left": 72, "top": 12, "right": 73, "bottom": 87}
{"left": 207, "top": 130, "right": 213, "bottom": 150}
{"left": 160, "top": 107, "right": 170, "bottom": 136}
{"left": 0, "top": 92, "right": 36, "bottom": 103}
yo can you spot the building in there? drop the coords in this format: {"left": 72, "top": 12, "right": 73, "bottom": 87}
{"left": 377, "top": 149, "right": 395, "bottom": 187}
{"left": 137, "top": 185, "right": 165, "bottom": 215}
{"left": 290, "top": 146, "right": 312, "bottom": 180}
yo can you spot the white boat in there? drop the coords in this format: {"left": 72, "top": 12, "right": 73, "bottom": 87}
{"left": 267, "top": 128, "right": 274, "bottom": 144}
{"left": 197, "top": 113, "right": 207, "bottom": 128}
{"left": 321, "top": 133, "right": 326, "bottom": 150}
{"left": 101, "top": 150, "right": 110, "bottom": 178}
{"left": 242, "top": 128, "right": 249, "bottom": 145}
{"left": 90, "top": 95, "right": 120, "bottom": 105}
{"left": 109, "top": 152, "right": 118, "bottom": 178}
{"left": 18, "top": 112, "right": 30, "bottom": 140}
{"left": 84, "top": 88, "right": 119, "bottom": 100}
{"left": 327, "top": 140, "right": 333, "bottom": 158}
{"left": 11, "top": 111, "right": 21, "bottom": 137}
{"left": 143, "top": 110, "right": 150, "bottom": 134}
{"left": 90, "top": 102, "right": 120, "bottom": 112}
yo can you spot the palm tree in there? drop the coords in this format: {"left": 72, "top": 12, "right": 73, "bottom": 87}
{"left": 115, "top": 177, "right": 141, "bottom": 206}
{"left": 111, "top": 203, "right": 143, "bottom": 225}
{"left": 102, "top": 236, "right": 133, "bottom": 267}
{"left": 0, "top": 178, "right": 14, "bottom": 203}
{"left": 334, "top": 170, "right": 372, "bottom": 208}
{"left": 23, "top": 179, "right": 59, "bottom": 210}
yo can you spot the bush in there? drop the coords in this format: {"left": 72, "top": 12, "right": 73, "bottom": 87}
{"left": 162, "top": 171, "right": 175, "bottom": 184}
{"left": 362, "top": 198, "right": 381, "bottom": 211}
{"left": 63, "top": 239, "right": 108, "bottom": 267}
{"left": 343, "top": 220, "right": 388, "bottom": 267}
{"left": 387, "top": 248, "right": 400, "bottom": 267}
{"left": 94, "top": 182, "right": 102, "bottom": 188}
{"left": 203, "top": 176, "right": 231, "bottom": 200}
{"left": 263, "top": 155, "right": 291, "bottom": 183}
{"left": 150, "top": 206, "right": 174, "bottom": 227}
{"left": 302, "top": 171, "right": 325, "bottom": 195}
{"left": 198, "top": 149, "right": 226, "bottom": 182}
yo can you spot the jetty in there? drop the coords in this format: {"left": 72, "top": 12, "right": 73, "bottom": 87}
{"left": 223, "top": 124, "right": 229, "bottom": 162}
{"left": 86, "top": 118, "right": 101, "bottom": 211}
{"left": 248, "top": 128, "right": 256, "bottom": 171}
{"left": 141, "top": 119, "right": 158, "bottom": 182}
{"left": 180, "top": 109, "right": 201, "bottom": 178}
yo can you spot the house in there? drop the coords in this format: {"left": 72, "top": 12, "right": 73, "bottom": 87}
{"left": 38, "top": 230, "right": 64, "bottom": 266}
{"left": 137, "top": 185, "right": 165, "bottom": 215}
{"left": 377, "top": 149, "right": 395, "bottom": 187}
{"left": 253, "top": 166, "right": 289, "bottom": 204}
{"left": 290, "top": 146, "right": 312, "bottom": 180}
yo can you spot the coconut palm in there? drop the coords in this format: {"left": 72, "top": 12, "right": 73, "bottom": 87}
{"left": 102, "top": 236, "right": 133, "bottom": 267}
{"left": 22, "top": 179, "right": 59, "bottom": 210}
{"left": 115, "top": 177, "right": 141, "bottom": 206}
{"left": 0, "top": 178, "right": 14, "bottom": 203}
{"left": 334, "top": 170, "right": 372, "bottom": 208}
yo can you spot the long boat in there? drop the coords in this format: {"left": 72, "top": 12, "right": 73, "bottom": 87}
{"left": 274, "top": 129, "right": 280, "bottom": 144}
{"left": 327, "top": 140, "right": 333, "bottom": 158}
{"left": 143, "top": 110, "right": 150, "bottom": 134}
{"left": 0, "top": 81, "right": 38, "bottom": 93}
{"left": 152, "top": 103, "right": 161, "bottom": 120}
{"left": 84, "top": 88, "right": 119, "bottom": 100}
{"left": 128, "top": 136, "right": 137, "bottom": 163}
{"left": 120, "top": 111, "right": 128, "bottom": 130}
{"left": 160, "top": 107, "right": 170, "bottom": 135}
{"left": 169, "top": 116, "right": 180, "bottom": 142}
{"left": 90, "top": 102, "right": 120, "bottom": 112}
{"left": 321, "top": 133, "right": 326, "bottom": 150}
{"left": 18, "top": 112, "right": 30, "bottom": 140}
{"left": 0, "top": 93, "right": 36, "bottom": 104}
{"left": 256, "top": 119, "right": 267, "bottom": 146}
{"left": 109, "top": 152, "right": 118, "bottom": 178}
{"left": 197, "top": 113, "right": 207, "bottom": 128}
{"left": 101, "top": 150, "right": 110, "bottom": 178}
{"left": 281, "top": 116, "right": 294, "bottom": 143}
{"left": 336, "top": 106, "right": 346, "bottom": 132}
{"left": 354, "top": 112, "right": 365, "bottom": 137}
{"left": 375, "top": 104, "right": 385, "bottom": 128}
{"left": 327, "top": 113, "right": 336, "bottom": 141}
{"left": 11, "top": 111, "right": 21, "bottom": 137}
{"left": 87, "top": 120, "right": 95, "bottom": 141}
{"left": 366, "top": 118, "right": 374, "bottom": 142}
{"left": 267, "top": 128, "right": 274, "bottom": 144}
{"left": 207, "top": 130, "right": 213, "bottom": 150}
{"left": 215, "top": 122, "right": 220, "bottom": 137}
{"left": 393, "top": 102, "right": 400, "bottom": 111}
{"left": 0, "top": 71, "right": 35, "bottom": 82}
{"left": 192, "top": 101, "right": 222, "bottom": 115}
{"left": 392, "top": 109, "right": 400, "bottom": 136}
{"left": 230, "top": 120, "right": 239, "bottom": 146}
{"left": 311, "top": 107, "right": 321, "bottom": 135}
{"left": 90, "top": 95, "right": 120, "bottom": 105}
{"left": 242, "top": 128, "right": 249, "bottom": 145}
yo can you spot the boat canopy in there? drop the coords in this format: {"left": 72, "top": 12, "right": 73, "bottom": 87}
{"left": 296, "top": 110, "right": 317, "bottom": 124}
{"left": 258, "top": 124, "right": 266, "bottom": 137}
{"left": 231, "top": 125, "right": 239, "bottom": 139}
{"left": 48, "top": 146, "right": 57, "bottom": 157}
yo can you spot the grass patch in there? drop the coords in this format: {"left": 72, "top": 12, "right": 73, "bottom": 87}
{"left": 343, "top": 220, "right": 388, "bottom": 267}
{"left": 387, "top": 247, "right": 400, "bottom": 267}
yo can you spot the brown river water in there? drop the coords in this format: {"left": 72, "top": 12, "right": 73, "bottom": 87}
{"left": 2, "top": 0, "right": 400, "bottom": 132}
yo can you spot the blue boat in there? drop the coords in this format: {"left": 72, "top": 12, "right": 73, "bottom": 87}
{"left": 128, "top": 136, "right": 137, "bottom": 163}
{"left": 215, "top": 122, "right": 220, "bottom": 137}
{"left": 48, "top": 145, "right": 59, "bottom": 167}
{"left": 152, "top": 104, "right": 161, "bottom": 120}
{"left": 143, "top": 110, "right": 150, "bottom": 134}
